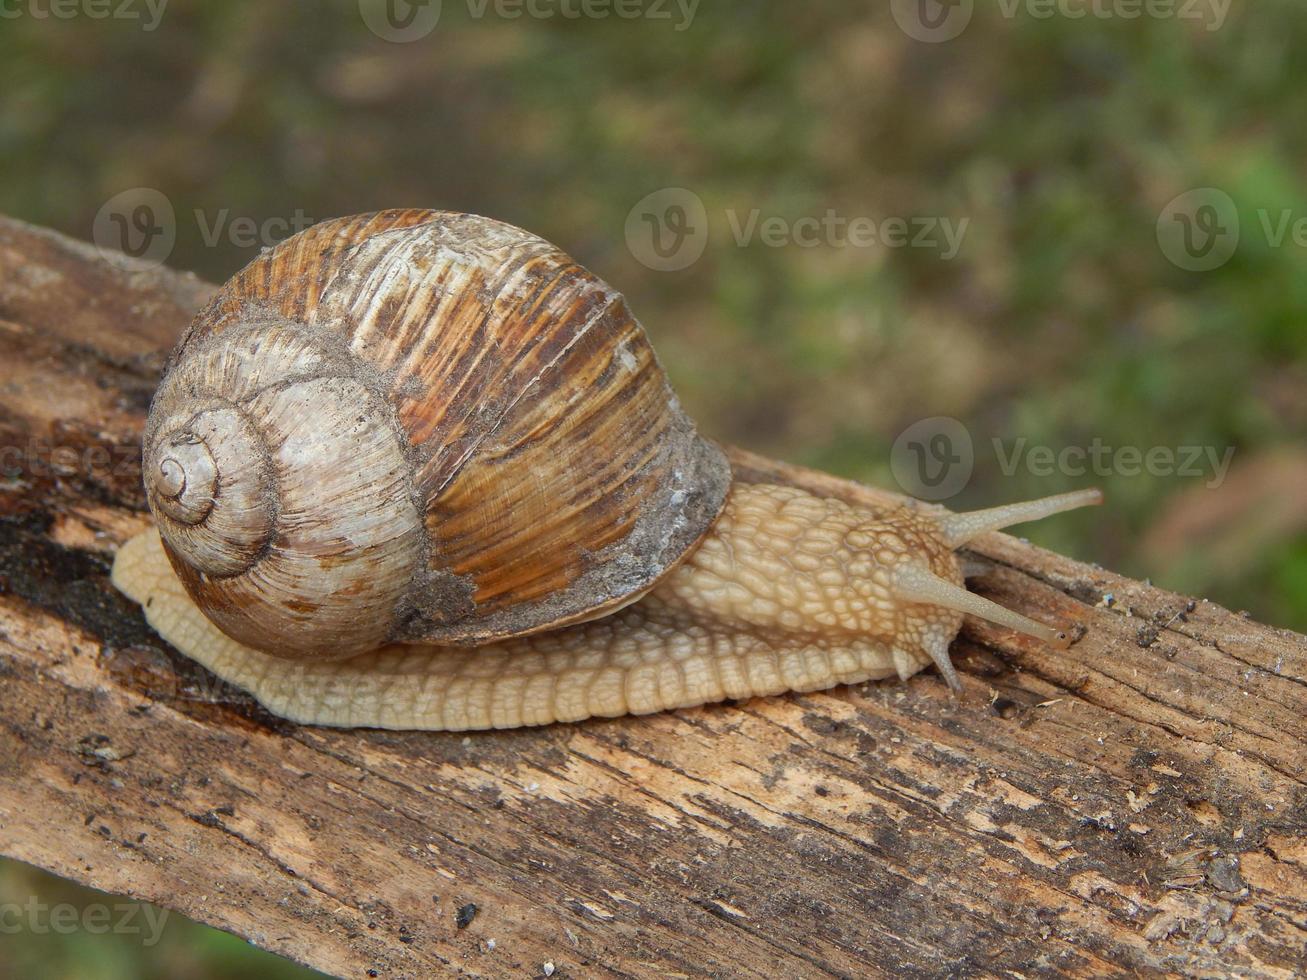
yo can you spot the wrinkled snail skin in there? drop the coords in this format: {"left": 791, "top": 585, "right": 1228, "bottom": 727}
{"left": 111, "top": 209, "right": 1102, "bottom": 731}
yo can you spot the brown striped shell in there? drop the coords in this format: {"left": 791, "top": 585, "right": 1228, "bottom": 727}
{"left": 142, "top": 210, "right": 730, "bottom": 660}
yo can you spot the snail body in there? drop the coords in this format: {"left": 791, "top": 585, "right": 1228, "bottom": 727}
{"left": 112, "top": 210, "right": 1100, "bottom": 730}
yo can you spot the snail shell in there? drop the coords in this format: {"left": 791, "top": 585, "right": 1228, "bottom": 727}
{"left": 118, "top": 210, "right": 1102, "bottom": 730}
{"left": 143, "top": 210, "right": 731, "bottom": 659}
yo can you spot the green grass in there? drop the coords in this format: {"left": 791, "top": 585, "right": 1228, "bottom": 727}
{"left": 0, "top": 863, "right": 324, "bottom": 979}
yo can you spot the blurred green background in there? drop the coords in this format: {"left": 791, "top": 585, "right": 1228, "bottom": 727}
{"left": 1, "top": 0, "right": 1304, "bottom": 975}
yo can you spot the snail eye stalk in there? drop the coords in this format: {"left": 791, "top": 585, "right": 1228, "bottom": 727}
{"left": 937, "top": 489, "right": 1103, "bottom": 549}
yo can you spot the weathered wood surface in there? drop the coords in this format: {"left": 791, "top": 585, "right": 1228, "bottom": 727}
{"left": 0, "top": 214, "right": 1304, "bottom": 979}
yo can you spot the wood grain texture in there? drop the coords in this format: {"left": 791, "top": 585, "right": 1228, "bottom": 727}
{"left": 0, "top": 214, "right": 1304, "bottom": 978}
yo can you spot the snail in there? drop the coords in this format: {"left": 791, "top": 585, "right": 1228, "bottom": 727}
{"left": 111, "top": 209, "right": 1101, "bottom": 731}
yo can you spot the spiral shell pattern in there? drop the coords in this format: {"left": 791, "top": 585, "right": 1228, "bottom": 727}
{"left": 144, "top": 211, "right": 730, "bottom": 660}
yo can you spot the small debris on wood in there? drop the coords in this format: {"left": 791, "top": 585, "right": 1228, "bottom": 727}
{"left": 1205, "top": 855, "right": 1248, "bottom": 898}
{"left": 195, "top": 804, "right": 236, "bottom": 829}
{"left": 76, "top": 732, "right": 132, "bottom": 767}
{"left": 1163, "top": 847, "right": 1214, "bottom": 890}
{"left": 991, "top": 697, "right": 1021, "bottom": 719}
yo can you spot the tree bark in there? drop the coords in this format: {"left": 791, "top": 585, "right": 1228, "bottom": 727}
{"left": 0, "top": 214, "right": 1303, "bottom": 979}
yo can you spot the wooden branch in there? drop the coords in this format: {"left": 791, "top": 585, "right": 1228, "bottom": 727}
{"left": 0, "top": 214, "right": 1304, "bottom": 979}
